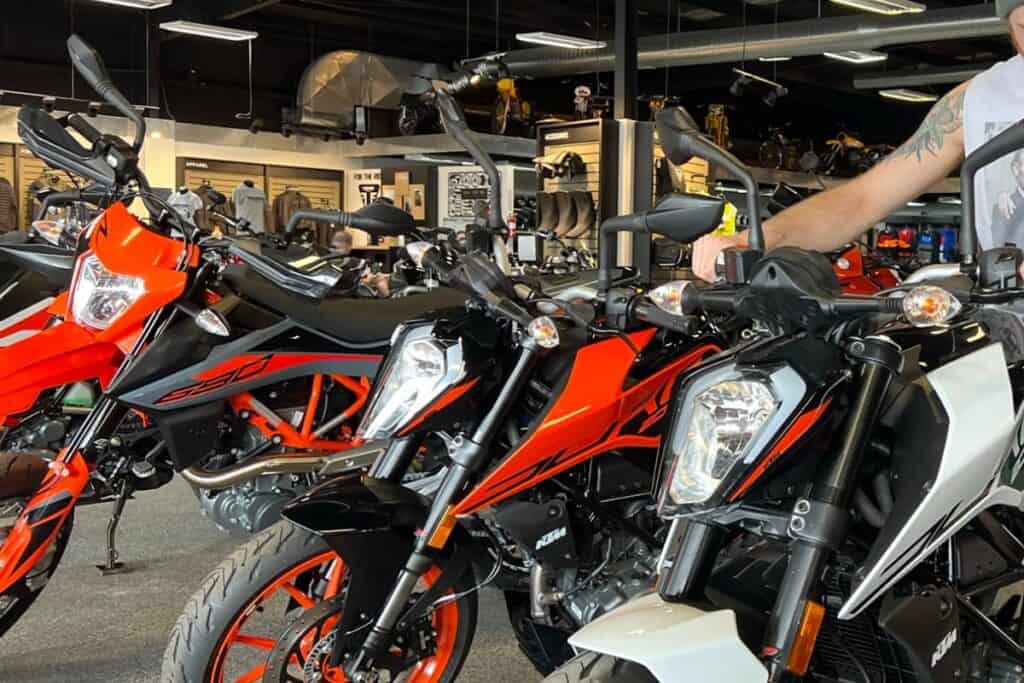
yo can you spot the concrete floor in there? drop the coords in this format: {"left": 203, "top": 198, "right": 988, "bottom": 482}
{"left": 0, "top": 479, "right": 539, "bottom": 682}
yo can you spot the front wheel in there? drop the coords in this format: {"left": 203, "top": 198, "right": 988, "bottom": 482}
{"left": 542, "top": 651, "right": 657, "bottom": 683}
{"left": 0, "top": 452, "right": 74, "bottom": 638}
{"left": 162, "top": 520, "right": 477, "bottom": 683}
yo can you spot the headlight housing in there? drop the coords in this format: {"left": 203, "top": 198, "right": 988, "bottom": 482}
{"left": 71, "top": 253, "right": 146, "bottom": 330}
{"left": 356, "top": 327, "right": 461, "bottom": 441}
{"left": 657, "top": 363, "right": 806, "bottom": 517}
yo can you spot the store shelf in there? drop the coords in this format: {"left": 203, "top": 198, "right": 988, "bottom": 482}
{"left": 719, "top": 165, "right": 961, "bottom": 195}
{"left": 340, "top": 133, "right": 537, "bottom": 160}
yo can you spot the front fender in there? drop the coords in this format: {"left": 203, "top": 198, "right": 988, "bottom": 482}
{"left": 282, "top": 472, "right": 429, "bottom": 537}
{"left": 568, "top": 593, "right": 767, "bottom": 683}
{"left": 0, "top": 322, "right": 121, "bottom": 420}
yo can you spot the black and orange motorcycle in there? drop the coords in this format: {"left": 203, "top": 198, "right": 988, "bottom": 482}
{"left": 160, "top": 93, "right": 760, "bottom": 682}
{"left": 0, "top": 35, "right": 467, "bottom": 639}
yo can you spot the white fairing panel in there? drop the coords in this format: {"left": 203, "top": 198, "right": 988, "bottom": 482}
{"left": 568, "top": 592, "right": 768, "bottom": 683}
{"left": 840, "top": 343, "right": 1015, "bottom": 620}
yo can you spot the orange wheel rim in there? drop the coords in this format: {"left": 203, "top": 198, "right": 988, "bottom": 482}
{"left": 207, "top": 554, "right": 461, "bottom": 683}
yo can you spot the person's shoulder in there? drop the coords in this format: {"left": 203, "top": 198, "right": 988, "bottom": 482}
{"left": 972, "top": 56, "right": 1024, "bottom": 90}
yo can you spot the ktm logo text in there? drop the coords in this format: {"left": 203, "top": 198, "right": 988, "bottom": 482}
{"left": 157, "top": 355, "right": 273, "bottom": 405}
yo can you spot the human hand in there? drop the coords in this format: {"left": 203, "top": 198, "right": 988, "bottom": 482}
{"left": 690, "top": 233, "right": 747, "bottom": 282}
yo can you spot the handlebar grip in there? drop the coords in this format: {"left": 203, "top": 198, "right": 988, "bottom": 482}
{"left": 491, "top": 295, "right": 534, "bottom": 328}
{"left": 66, "top": 114, "right": 102, "bottom": 145}
{"left": 631, "top": 299, "right": 698, "bottom": 335}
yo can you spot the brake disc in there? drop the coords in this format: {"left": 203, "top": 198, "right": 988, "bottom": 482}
{"left": 263, "top": 597, "right": 349, "bottom": 683}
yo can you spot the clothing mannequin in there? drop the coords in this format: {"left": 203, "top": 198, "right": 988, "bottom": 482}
{"left": 233, "top": 180, "right": 267, "bottom": 233}
{"left": 167, "top": 185, "right": 203, "bottom": 224}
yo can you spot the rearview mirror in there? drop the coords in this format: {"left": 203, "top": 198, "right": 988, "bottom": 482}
{"left": 207, "top": 190, "right": 227, "bottom": 207}
{"left": 67, "top": 35, "right": 111, "bottom": 98}
{"left": 644, "top": 192, "right": 725, "bottom": 245}
{"left": 67, "top": 35, "right": 145, "bottom": 151}
{"left": 352, "top": 201, "right": 416, "bottom": 236}
{"left": 656, "top": 107, "right": 764, "bottom": 252}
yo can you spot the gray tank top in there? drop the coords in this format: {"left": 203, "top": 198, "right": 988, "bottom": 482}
{"left": 964, "top": 55, "right": 1024, "bottom": 250}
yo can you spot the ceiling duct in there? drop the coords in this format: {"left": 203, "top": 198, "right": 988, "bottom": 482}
{"left": 292, "top": 50, "right": 443, "bottom": 129}
{"left": 497, "top": 4, "right": 1004, "bottom": 78}
{"left": 854, "top": 65, "right": 991, "bottom": 89}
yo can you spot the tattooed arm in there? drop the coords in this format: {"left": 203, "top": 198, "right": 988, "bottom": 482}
{"left": 689, "top": 82, "right": 968, "bottom": 279}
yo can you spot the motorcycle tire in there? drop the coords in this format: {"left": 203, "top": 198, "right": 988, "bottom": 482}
{"left": 0, "top": 452, "right": 75, "bottom": 639}
{"left": 162, "top": 520, "right": 478, "bottom": 683}
{"left": 542, "top": 651, "right": 657, "bottom": 683}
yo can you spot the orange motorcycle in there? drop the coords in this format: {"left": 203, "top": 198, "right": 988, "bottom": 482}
{"left": 0, "top": 35, "right": 464, "bottom": 637}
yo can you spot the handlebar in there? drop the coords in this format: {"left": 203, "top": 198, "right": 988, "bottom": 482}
{"left": 670, "top": 282, "right": 903, "bottom": 319}
{"left": 629, "top": 298, "right": 700, "bottom": 335}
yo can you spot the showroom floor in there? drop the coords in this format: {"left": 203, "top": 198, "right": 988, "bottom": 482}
{"left": 0, "top": 478, "right": 538, "bottom": 682}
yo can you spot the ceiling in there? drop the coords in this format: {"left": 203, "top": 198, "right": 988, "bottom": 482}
{"left": 0, "top": 1, "right": 1013, "bottom": 146}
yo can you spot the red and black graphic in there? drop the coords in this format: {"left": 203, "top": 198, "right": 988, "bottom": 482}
{"left": 157, "top": 354, "right": 273, "bottom": 405}
{"left": 154, "top": 352, "right": 382, "bottom": 406}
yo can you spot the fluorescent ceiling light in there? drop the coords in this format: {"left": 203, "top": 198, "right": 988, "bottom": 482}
{"left": 88, "top": 0, "right": 172, "bottom": 7}
{"left": 880, "top": 88, "right": 938, "bottom": 103}
{"left": 830, "top": 0, "right": 925, "bottom": 15}
{"left": 938, "top": 196, "right": 962, "bottom": 205}
{"left": 160, "top": 20, "right": 258, "bottom": 41}
{"left": 732, "top": 68, "right": 784, "bottom": 90}
{"left": 907, "top": 201, "right": 926, "bottom": 207}
{"left": 515, "top": 32, "right": 606, "bottom": 50}
{"left": 825, "top": 50, "right": 888, "bottom": 64}
{"left": 758, "top": 56, "right": 792, "bottom": 63}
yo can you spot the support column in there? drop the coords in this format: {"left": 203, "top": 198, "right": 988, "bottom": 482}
{"left": 146, "top": 11, "right": 162, "bottom": 113}
{"left": 614, "top": 0, "right": 637, "bottom": 120}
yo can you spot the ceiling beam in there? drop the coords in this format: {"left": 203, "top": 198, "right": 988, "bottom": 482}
{"left": 217, "top": 0, "right": 286, "bottom": 21}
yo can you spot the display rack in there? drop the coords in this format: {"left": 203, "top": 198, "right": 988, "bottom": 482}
{"left": 534, "top": 119, "right": 620, "bottom": 258}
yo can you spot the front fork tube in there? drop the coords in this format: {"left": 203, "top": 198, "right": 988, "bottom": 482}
{"left": 763, "top": 337, "right": 901, "bottom": 681}
{"left": 347, "top": 340, "right": 541, "bottom": 673}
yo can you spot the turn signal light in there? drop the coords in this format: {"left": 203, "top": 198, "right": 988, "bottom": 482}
{"left": 528, "top": 316, "right": 560, "bottom": 348}
{"left": 787, "top": 599, "right": 826, "bottom": 676}
{"left": 901, "top": 286, "right": 961, "bottom": 327}
{"left": 649, "top": 280, "right": 693, "bottom": 316}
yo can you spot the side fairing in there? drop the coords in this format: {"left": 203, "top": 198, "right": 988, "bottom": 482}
{"left": 453, "top": 330, "right": 720, "bottom": 515}
{"left": 841, "top": 343, "right": 1015, "bottom": 620}
{"left": 118, "top": 319, "right": 383, "bottom": 410}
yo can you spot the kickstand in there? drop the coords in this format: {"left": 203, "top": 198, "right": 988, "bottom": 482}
{"left": 97, "top": 482, "right": 132, "bottom": 575}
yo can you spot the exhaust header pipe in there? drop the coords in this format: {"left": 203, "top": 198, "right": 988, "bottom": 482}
{"left": 181, "top": 441, "right": 386, "bottom": 489}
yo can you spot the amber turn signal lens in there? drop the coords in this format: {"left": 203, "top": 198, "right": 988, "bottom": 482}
{"left": 787, "top": 599, "right": 826, "bottom": 676}
{"left": 427, "top": 505, "right": 458, "bottom": 549}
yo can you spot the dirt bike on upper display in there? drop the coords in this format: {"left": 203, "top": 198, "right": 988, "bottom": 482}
{"left": 0, "top": 35, "right": 476, "bottom": 638}
{"left": 540, "top": 109, "right": 1024, "bottom": 683}
{"left": 159, "top": 96, "right": 773, "bottom": 683}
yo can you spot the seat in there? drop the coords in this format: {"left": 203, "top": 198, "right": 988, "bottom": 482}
{"left": 222, "top": 265, "right": 468, "bottom": 345}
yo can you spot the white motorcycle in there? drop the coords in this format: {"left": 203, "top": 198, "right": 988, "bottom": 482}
{"left": 545, "top": 109, "right": 1024, "bottom": 683}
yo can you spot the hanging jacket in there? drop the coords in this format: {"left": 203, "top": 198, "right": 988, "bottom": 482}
{"left": 272, "top": 189, "right": 312, "bottom": 234}
{"left": 0, "top": 178, "right": 19, "bottom": 232}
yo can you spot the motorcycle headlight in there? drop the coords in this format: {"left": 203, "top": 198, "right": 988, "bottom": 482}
{"left": 70, "top": 253, "right": 146, "bottom": 330}
{"left": 657, "top": 363, "right": 806, "bottom": 516}
{"left": 356, "top": 328, "right": 459, "bottom": 440}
